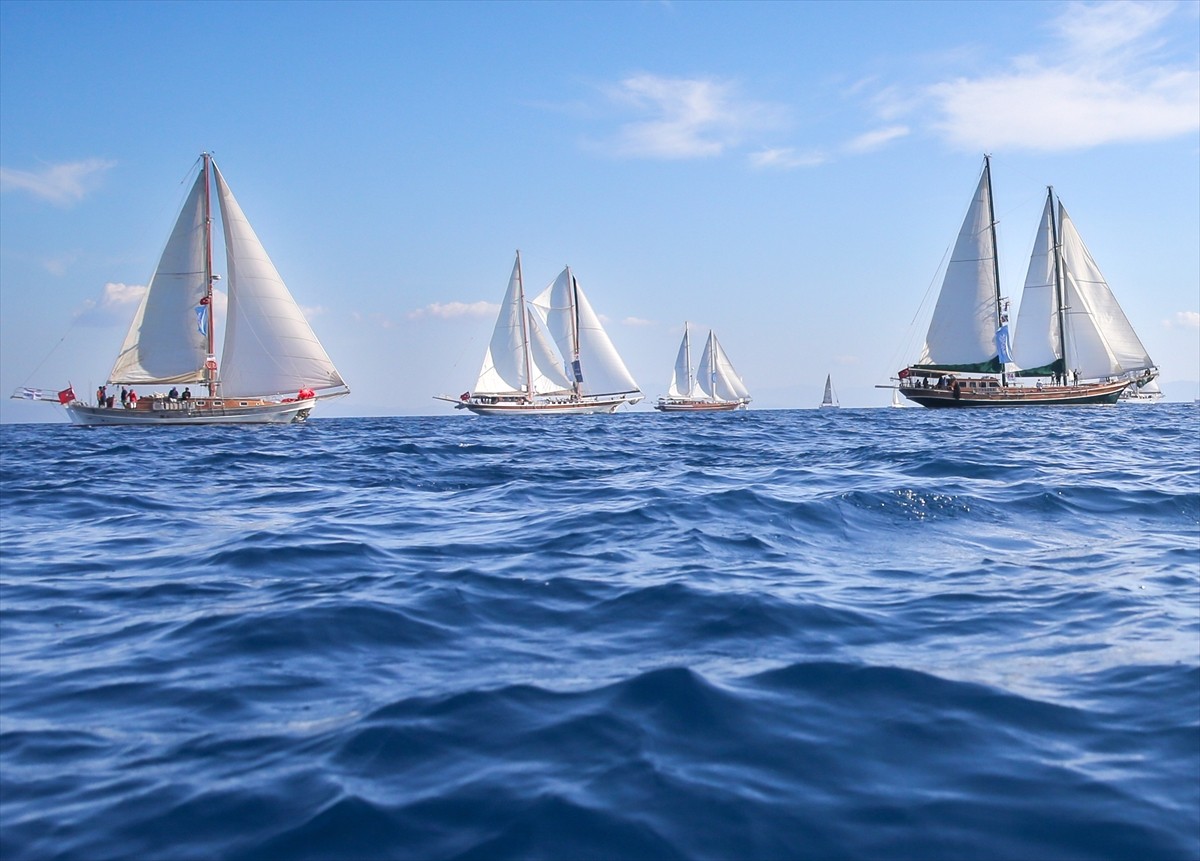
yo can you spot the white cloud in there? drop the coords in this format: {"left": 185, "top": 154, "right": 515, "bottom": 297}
{"left": 598, "top": 74, "right": 785, "bottom": 160}
{"left": 75, "top": 282, "right": 147, "bottom": 326}
{"left": 1163, "top": 310, "right": 1200, "bottom": 330}
{"left": 622, "top": 316, "right": 655, "bottom": 327}
{"left": 74, "top": 282, "right": 231, "bottom": 329}
{"left": 843, "top": 125, "right": 910, "bottom": 154}
{"left": 748, "top": 147, "right": 827, "bottom": 170}
{"left": 928, "top": 1, "right": 1199, "bottom": 151}
{"left": 0, "top": 158, "right": 116, "bottom": 205}
{"left": 407, "top": 300, "right": 498, "bottom": 320}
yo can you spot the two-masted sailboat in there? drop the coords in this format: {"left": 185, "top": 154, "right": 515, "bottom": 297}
{"left": 437, "top": 252, "right": 643, "bottom": 415}
{"left": 896, "top": 156, "right": 1155, "bottom": 408}
{"left": 22, "top": 154, "right": 349, "bottom": 425}
{"left": 655, "top": 323, "right": 751, "bottom": 412}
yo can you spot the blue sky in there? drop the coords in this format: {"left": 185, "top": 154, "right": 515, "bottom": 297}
{"left": 2, "top": 0, "right": 1197, "bottom": 420}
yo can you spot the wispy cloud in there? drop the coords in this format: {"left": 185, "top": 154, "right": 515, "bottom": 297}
{"left": 407, "top": 300, "right": 498, "bottom": 320}
{"left": 1163, "top": 310, "right": 1200, "bottom": 330}
{"left": 748, "top": 147, "right": 828, "bottom": 170}
{"left": 75, "top": 282, "right": 146, "bottom": 326}
{"left": 928, "top": 1, "right": 1199, "bottom": 151}
{"left": 844, "top": 125, "right": 910, "bottom": 154}
{"left": 0, "top": 158, "right": 116, "bottom": 205}
{"left": 622, "top": 316, "right": 655, "bottom": 327}
{"left": 596, "top": 74, "right": 785, "bottom": 160}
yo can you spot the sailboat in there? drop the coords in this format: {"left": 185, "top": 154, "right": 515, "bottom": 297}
{"left": 655, "top": 322, "right": 751, "bottom": 412}
{"left": 896, "top": 156, "right": 1155, "bottom": 407}
{"left": 819, "top": 374, "right": 839, "bottom": 409}
{"left": 436, "top": 252, "right": 643, "bottom": 415}
{"left": 17, "top": 153, "right": 349, "bottom": 425}
{"left": 1119, "top": 377, "right": 1164, "bottom": 403}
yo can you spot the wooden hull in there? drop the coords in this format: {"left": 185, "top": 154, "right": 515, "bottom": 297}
{"left": 899, "top": 379, "right": 1128, "bottom": 408}
{"left": 655, "top": 399, "right": 743, "bottom": 412}
{"left": 457, "top": 396, "right": 640, "bottom": 416}
{"left": 66, "top": 397, "right": 315, "bottom": 426}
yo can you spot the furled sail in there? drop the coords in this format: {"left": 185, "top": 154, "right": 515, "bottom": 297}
{"left": 531, "top": 268, "right": 640, "bottom": 398}
{"left": 697, "top": 331, "right": 750, "bottom": 402}
{"left": 109, "top": 167, "right": 209, "bottom": 385}
{"left": 215, "top": 166, "right": 347, "bottom": 398}
{"left": 1011, "top": 194, "right": 1061, "bottom": 376}
{"left": 917, "top": 162, "right": 1001, "bottom": 372}
{"left": 1057, "top": 205, "right": 1154, "bottom": 380}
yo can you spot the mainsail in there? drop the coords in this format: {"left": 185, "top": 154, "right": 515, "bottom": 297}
{"left": 1057, "top": 205, "right": 1154, "bottom": 380}
{"left": 215, "top": 166, "right": 347, "bottom": 398}
{"left": 1011, "top": 194, "right": 1060, "bottom": 376}
{"left": 666, "top": 324, "right": 697, "bottom": 399}
{"left": 917, "top": 160, "right": 1002, "bottom": 373}
{"left": 530, "top": 267, "right": 640, "bottom": 398}
{"left": 109, "top": 169, "right": 209, "bottom": 386}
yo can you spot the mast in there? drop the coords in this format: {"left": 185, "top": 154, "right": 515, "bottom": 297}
{"left": 567, "top": 265, "right": 582, "bottom": 399}
{"left": 684, "top": 322, "right": 693, "bottom": 396}
{"left": 516, "top": 250, "right": 534, "bottom": 403}
{"left": 1049, "top": 188, "right": 1068, "bottom": 381}
{"left": 983, "top": 155, "right": 1003, "bottom": 330}
{"left": 202, "top": 152, "right": 217, "bottom": 397}
{"left": 705, "top": 330, "right": 716, "bottom": 401}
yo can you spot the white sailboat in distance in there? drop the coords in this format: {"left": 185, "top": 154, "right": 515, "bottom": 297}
{"left": 13, "top": 153, "right": 349, "bottom": 425}
{"left": 819, "top": 374, "right": 839, "bottom": 409}
{"left": 436, "top": 252, "right": 643, "bottom": 415}
{"left": 655, "top": 322, "right": 751, "bottom": 412}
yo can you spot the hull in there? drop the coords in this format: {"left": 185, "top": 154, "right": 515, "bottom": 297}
{"left": 899, "top": 379, "right": 1128, "bottom": 408}
{"left": 458, "top": 396, "right": 639, "bottom": 416}
{"left": 67, "top": 397, "right": 315, "bottom": 426}
{"left": 655, "top": 399, "right": 743, "bottom": 413}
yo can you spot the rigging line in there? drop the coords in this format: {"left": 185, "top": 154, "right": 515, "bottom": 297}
{"left": 879, "top": 240, "right": 952, "bottom": 382}
{"left": 19, "top": 312, "right": 90, "bottom": 387}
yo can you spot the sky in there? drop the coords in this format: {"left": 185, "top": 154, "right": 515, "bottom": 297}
{"left": 1, "top": 0, "right": 1197, "bottom": 422}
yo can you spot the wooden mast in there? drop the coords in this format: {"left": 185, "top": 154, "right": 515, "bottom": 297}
{"left": 568, "top": 266, "right": 582, "bottom": 400}
{"left": 1049, "top": 187, "right": 1068, "bottom": 383}
{"left": 983, "top": 155, "right": 1003, "bottom": 342}
{"left": 515, "top": 251, "right": 535, "bottom": 403}
{"left": 202, "top": 152, "right": 217, "bottom": 397}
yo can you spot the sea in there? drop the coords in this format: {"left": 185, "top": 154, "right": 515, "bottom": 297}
{"left": 1, "top": 405, "right": 1197, "bottom": 861}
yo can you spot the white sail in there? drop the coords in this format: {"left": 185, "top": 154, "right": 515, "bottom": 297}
{"left": 474, "top": 254, "right": 571, "bottom": 397}
{"left": 531, "top": 268, "right": 640, "bottom": 397}
{"left": 1011, "top": 194, "right": 1061, "bottom": 374}
{"left": 214, "top": 166, "right": 346, "bottom": 397}
{"left": 918, "top": 164, "right": 1000, "bottom": 370}
{"left": 821, "top": 374, "right": 838, "bottom": 407}
{"left": 667, "top": 324, "right": 696, "bottom": 399}
{"left": 109, "top": 167, "right": 209, "bottom": 385}
{"left": 696, "top": 331, "right": 750, "bottom": 402}
{"left": 1057, "top": 205, "right": 1154, "bottom": 380}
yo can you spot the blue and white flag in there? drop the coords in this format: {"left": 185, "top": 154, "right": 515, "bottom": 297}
{"left": 995, "top": 324, "right": 1012, "bottom": 365}
{"left": 196, "top": 305, "right": 208, "bottom": 337}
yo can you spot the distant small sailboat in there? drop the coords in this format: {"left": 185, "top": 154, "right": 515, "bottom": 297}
{"left": 655, "top": 322, "right": 751, "bottom": 412}
{"left": 890, "top": 386, "right": 907, "bottom": 408}
{"left": 1119, "top": 378, "right": 1164, "bottom": 403}
{"left": 12, "top": 153, "right": 349, "bottom": 425}
{"left": 896, "top": 156, "right": 1156, "bottom": 408}
{"left": 437, "top": 251, "right": 643, "bottom": 415}
{"left": 819, "top": 374, "right": 839, "bottom": 409}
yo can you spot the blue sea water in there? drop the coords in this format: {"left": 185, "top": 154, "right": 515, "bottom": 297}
{"left": 1, "top": 406, "right": 1197, "bottom": 861}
